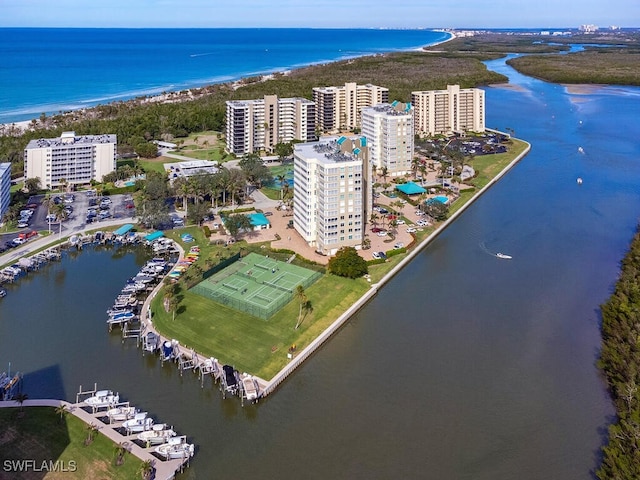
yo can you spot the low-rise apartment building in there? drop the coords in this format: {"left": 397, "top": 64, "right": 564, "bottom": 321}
{"left": 24, "top": 131, "right": 116, "bottom": 189}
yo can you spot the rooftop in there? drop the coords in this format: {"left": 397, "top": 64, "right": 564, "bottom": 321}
{"left": 26, "top": 132, "right": 116, "bottom": 149}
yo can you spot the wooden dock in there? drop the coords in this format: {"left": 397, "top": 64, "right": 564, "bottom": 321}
{"left": 0, "top": 398, "right": 190, "bottom": 479}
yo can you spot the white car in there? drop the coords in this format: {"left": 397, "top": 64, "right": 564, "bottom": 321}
{"left": 406, "top": 227, "right": 417, "bottom": 233}
{"left": 396, "top": 219, "right": 405, "bottom": 225}
{"left": 372, "top": 252, "right": 381, "bottom": 259}
{"left": 417, "top": 220, "right": 430, "bottom": 227}
{"left": 415, "top": 210, "right": 424, "bottom": 216}
{"left": 377, "top": 231, "right": 388, "bottom": 237}
{"left": 394, "top": 242, "right": 404, "bottom": 249}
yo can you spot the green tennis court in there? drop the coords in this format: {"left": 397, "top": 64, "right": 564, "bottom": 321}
{"left": 190, "top": 252, "right": 321, "bottom": 319}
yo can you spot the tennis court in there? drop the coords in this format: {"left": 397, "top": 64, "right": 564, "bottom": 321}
{"left": 190, "top": 252, "right": 321, "bottom": 319}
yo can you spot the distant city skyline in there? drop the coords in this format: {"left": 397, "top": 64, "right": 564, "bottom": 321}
{"left": 2, "top": 0, "right": 639, "bottom": 29}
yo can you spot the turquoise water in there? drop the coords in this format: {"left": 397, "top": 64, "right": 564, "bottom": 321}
{"left": 433, "top": 195, "right": 449, "bottom": 203}
{"left": 0, "top": 28, "right": 449, "bottom": 123}
{"left": 248, "top": 212, "right": 269, "bottom": 226}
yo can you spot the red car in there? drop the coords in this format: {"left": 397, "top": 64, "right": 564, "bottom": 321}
{"left": 371, "top": 227, "right": 383, "bottom": 233}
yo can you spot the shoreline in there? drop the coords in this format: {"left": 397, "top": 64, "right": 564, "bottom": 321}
{"left": 0, "top": 31, "right": 454, "bottom": 131}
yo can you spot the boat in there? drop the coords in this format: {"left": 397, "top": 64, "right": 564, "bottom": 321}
{"left": 137, "top": 424, "right": 176, "bottom": 445}
{"left": 221, "top": 365, "right": 239, "bottom": 397}
{"left": 155, "top": 436, "right": 195, "bottom": 460}
{"left": 240, "top": 374, "right": 259, "bottom": 402}
{"left": 0, "top": 287, "right": 6, "bottom": 298}
{"left": 578, "top": 146, "right": 584, "bottom": 154}
{"left": 84, "top": 390, "right": 119, "bottom": 410}
{"left": 496, "top": 253, "right": 512, "bottom": 260}
{"left": 107, "top": 311, "right": 136, "bottom": 325}
{"left": 143, "top": 331, "right": 160, "bottom": 353}
{"left": 577, "top": 177, "right": 583, "bottom": 185}
{"left": 107, "top": 405, "right": 138, "bottom": 422}
{"left": 122, "top": 412, "right": 153, "bottom": 433}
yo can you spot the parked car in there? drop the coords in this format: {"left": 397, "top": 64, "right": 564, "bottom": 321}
{"left": 17, "top": 221, "right": 29, "bottom": 228}
{"left": 394, "top": 242, "right": 404, "bottom": 249}
{"left": 371, "top": 227, "right": 383, "bottom": 233}
{"left": 12, "top": 237, "right": 26, "bottom": 246}
{"left": 264, "top": 211, "right": 273, "bottom": 216}
{"left": 396, "top": 219, "right": 405, "bottom": 225}
{"left": 377, "top": 231, "right": 388, "bottom": 237}
{"left": 406, "top": 227, "right": 417, "bottom": 233}
{"left": 378, "top": 252, "right": 387, "bottom": 260}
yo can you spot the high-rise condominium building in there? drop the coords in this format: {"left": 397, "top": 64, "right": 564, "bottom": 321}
{"left": 225, "top": 95, "right": 316, "bottom": 155}
{"left": 0, "top": 163, "right": 11, "bottom": 221}
{"left": 293, "top": 136, "right": 370, "bottom": 256}
{"left": 24, "top": 131, "right": 116, "bottom": 189}
{"left": 411, "top": 84, "right": 485, "bottom": 136}
{"left": 313, "top": 82, "right": 389, "bottom": 133}
{"left": 361, "top": 101, "right": 414, "bottom": 177}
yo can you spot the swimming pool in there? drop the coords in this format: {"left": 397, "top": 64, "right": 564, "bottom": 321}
{"left": 433, "top": 196, "right": 449, "bottom": 204}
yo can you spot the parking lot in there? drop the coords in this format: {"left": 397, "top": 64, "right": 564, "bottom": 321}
{"left": 1, "top": 191, "right": 136, "bottom": 253}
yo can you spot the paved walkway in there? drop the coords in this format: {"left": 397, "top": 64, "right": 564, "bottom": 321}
{"left": 0, "top": 398, "right": 189, "bottom": 480}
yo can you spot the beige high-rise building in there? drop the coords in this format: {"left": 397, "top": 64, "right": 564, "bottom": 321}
{"left": 293, "top": 136, "right": 370, "bottom": 256}
{"left": 411, "top": 85, "right": 485, "bottom": 136}
{"left": 313, "top": 82, "right": 388, "bottom": 133}
{"left": 361, "top": 101, "right": 414, "bottom": 178}
{"left": 24, "top": 131, "right": 116, "bottom": 189}
{"left": 225, "top": 96, "right": 316, "bottom": 155}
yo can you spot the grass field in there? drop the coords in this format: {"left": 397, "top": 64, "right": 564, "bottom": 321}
{"left": 0, "top": 407, "right": 142, "bottom": 480}
{"left": 192, "top": 252, "right": 320, "bottom": 319}
{"left": 152, "top": 271, "right": 367, "bottom": 380}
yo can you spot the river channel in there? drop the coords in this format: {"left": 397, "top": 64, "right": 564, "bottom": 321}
{"left": 1, "top": 56, "right": 640, "bottom": 479}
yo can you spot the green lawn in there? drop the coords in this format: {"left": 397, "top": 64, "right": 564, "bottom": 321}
{"left": 468, "top": 139, "right": 529, "bottom": 189}
{"left": 152, "top": 270, "right": 368, "bottom": 380}
{"left": 137, "top": 157, "right": 177, "bottom": 174}
{"left": 0, "top": 407, "right": 142, "bottom": 480}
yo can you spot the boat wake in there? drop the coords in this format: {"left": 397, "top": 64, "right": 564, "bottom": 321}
{"left": 480, "top": 242, "right": 512, "bottom": 260}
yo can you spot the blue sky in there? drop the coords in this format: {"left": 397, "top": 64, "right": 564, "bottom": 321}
{"left": 2, "top": 0, "right": 639, "bottom": 28}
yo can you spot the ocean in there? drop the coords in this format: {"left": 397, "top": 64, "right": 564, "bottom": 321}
{"left": 0, "top": 28, "right": 449, "bottom": 124}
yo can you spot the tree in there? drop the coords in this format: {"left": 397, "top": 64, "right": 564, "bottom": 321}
{"left": 327, "top": 246, "right": 368, "bottom": 279}
{"left": 85, "top": 422, "right": 98, "bottom": 445}
{"left": 139, "top": 459, "right": 154, "bottom": 480}
{"left": 294, "top": 285, "right": 310, "bottom": 330}
{"left": 239, "top": 154, "right": 270, "bottom": 188}
{"left": 55, "top": 404, "right": 68, "bottom": 423}
{"left": 14, "top": 392, "right": 28, "bottom": 415}
{"left": 424, "top": 198, "right": 448, "bottom": 221}
{"left": 24, "top": 177, "right": 41, "bottom": 193}
{"left": 274, "top": 142, "right": 293, "bottom": 161}
{"left": 114, "top": 442, "right": 127, "bottom": 466}
{"left": 224, "top": 213, "right": 252, "bottom": 240}
{"left": 135, "top": 141, "right": 158, "bottom": 158}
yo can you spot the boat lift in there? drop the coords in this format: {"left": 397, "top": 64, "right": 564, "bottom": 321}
{"left": 220, "top": 365, "right": 240, "bottom": 399}
{"left": 199, "top": 357, "right": 221, "bottom": 387}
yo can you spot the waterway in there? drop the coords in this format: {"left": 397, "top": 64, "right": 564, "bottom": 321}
{"left": 2, "top": 57, "right": 640, "bottom": 479}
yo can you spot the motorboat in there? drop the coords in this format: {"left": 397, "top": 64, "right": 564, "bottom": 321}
{"left": 221, "top": 365, "right": 239, "bottom": 396}
{"left": 137, "top": 424, "right": 176, "bottom": 445}
{"left": 107, "top": 405, "right": 138, "bottom": 422}
{"left": 107, "top": 311, "right": 136, "bottom": 325}
{"left": 496, "top": 253, "right": 512, "bottom": 260}
{"left": 84, "top": 390, "right": 119, "bottom": 410}
{"left": 155, "top": 436, "right": 195, "bottom": 460}
{"left": 143, "top": 331, "right": 160, "bottom": 353}
{"left": 241, "top": 374, "right": 259, "bottom": 402}
{"left": 0, "top": 287, "right": 6, "bottom": 298}
{"left": 122, "top": 412, "right": 153, "bottom": 433}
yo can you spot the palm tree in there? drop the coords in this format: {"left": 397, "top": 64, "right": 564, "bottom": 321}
{"left": 381, "top": 166, "right": 389, "bottom": 184}
{"left": 55, "top": 404, "right": 68, "bottom": 423}
{"left": 295, "top": 285, "right": 307, "bottom": 330}
{"left": 51, "top": 202, "right": 69, "bottom": 237}
{"left": 139, "top": 460, "right": 154, "bottom": 480}
{"left": 114, "top": 442, "right": 127, "bottom": 466}
{"left": 369, "top": 212, "right": 379, "bottom": 228}
{"left": 173, "top": 177, "right": 190, "bottom": 214}
{"left": 276, "top": 174, "right": 287, "bottom": 200}
{"left": 14, "top": 392, "right": 28, "bottom": 415}
{"left": 164, "top": 289, "right": 179, "bottom": 321}
{"left": 85, "top": 422, "right": 98, "bottom": 445}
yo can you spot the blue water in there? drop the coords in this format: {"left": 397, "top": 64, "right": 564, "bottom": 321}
{"left": 0, "top": 28, "right": 449, "bottom": 124}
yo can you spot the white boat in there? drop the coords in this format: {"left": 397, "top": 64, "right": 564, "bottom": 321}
{"left": 241, "top": 374, "right": 259, "bottom": 402}
{"left": 122, "top": 412, "right": 153, "bottom": 433}
{"left": 107, "top": 311, "right": 136, "bottom": 324}
{"left": 578, "top": 146, "right": 584, "bottom": 154}
{"left": 155, "top": 436, "right": 195, "bottom": 460}
{"left": 137, "top": 424, "right": 176, "bottom": 445}
{"left": 0, "top": 288, "right": 6, "bottom": 298}
{"left": 143, "top": 331, "right": 160, "bottom": 353}
{"left": 496, "top": 253, "right": 512, "bottom": 260}
{"left": 107, "top": 405, "right": 138, "bottom": 422}
{"left": 84, "top": 390, "right": 119, "bottom": 409}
